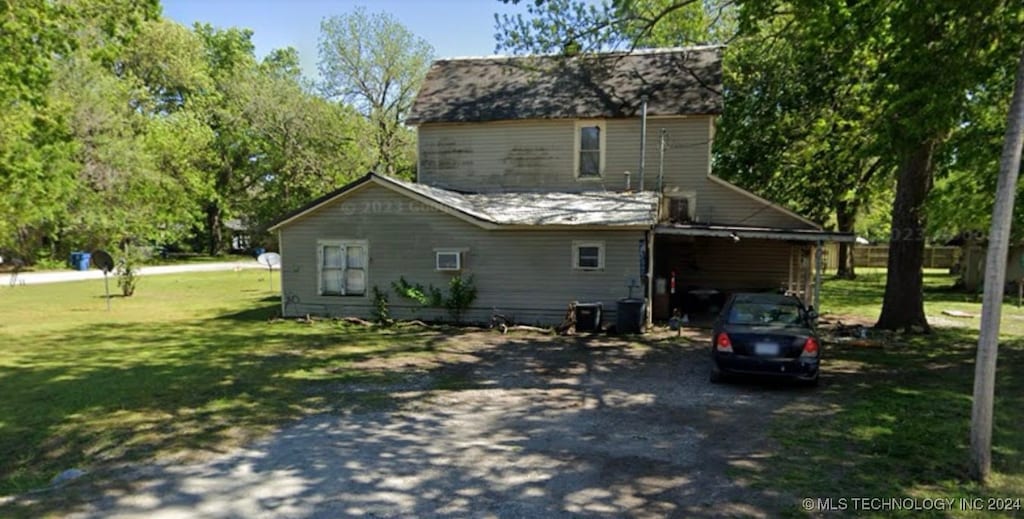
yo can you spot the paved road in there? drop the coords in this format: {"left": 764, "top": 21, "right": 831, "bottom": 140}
{"left": 1, "top": 261, "right": 267, "bottom": 286}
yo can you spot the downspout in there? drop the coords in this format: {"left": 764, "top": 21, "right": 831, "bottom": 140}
{"left": 639, "top": 96, "right": 648, "bottom": 191}
{"left": 278, "top": 229, "right": 286, "bottom": 317}
{"left": 657, "top": 128, "right": 666, "bottom": 192}
{"left": 646, "top": 229, "right": 655, "bottom": 329}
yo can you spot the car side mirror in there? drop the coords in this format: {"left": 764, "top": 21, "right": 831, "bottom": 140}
{"left": 806, "top": 307, "right": 819, "bottom": 321}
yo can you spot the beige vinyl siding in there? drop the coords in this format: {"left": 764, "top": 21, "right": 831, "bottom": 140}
{"left": 418, "top": 120, "right": 578, "bottom": 191}
{"left": 280, "top": 183, "right": 645, "bottom": 325}
{"left": 417, "top": 116, "right": 815, "bottom": 229}
{"left": 604, "top": 116, "right": 711, "bottom": 190}
{"left": 695, "top": 180, "right": 816, "bottom": 228}
{"left": 418, "top": 117, "right": 715, "bottom": 193}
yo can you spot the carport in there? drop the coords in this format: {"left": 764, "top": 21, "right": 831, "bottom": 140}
{"left": 649, "top": 223, "right": 856, "bottom": 322}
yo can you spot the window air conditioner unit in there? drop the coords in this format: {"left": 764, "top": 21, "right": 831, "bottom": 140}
{"left": 661, "top": 192, "right": 696, "bottom": 223}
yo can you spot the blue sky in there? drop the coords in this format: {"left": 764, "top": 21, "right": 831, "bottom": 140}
{"left": 162, "top": 0, "right": 525, "bottom": 79}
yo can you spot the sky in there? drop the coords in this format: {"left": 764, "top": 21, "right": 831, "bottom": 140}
{"left": 162, "top": 0, "right": 525, "bottom": 79}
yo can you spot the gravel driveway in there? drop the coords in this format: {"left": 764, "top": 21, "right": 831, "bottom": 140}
{"left": 66, "top": 330, "right": 813, "bottom": 518}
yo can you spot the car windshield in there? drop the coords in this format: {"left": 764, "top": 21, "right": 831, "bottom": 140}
{"left": 726, "top": 301, "right": 804, "bottom": 326}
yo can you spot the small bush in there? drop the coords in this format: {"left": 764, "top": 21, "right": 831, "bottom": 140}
{"left": 116, "top": 249, "right": 141, "bottom": 297}
{"left": 371, "top": 286, "right": 392, "bottom": 325}
{"left": 445, "top": 275, "right": 477, "bottom": 323}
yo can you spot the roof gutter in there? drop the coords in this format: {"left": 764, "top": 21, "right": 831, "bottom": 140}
{"left": 654, "top": 224, "right": 856, "bottom": 243}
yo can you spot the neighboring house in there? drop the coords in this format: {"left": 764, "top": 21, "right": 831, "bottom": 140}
{"left": 956, "top": 240, "right": 1024, "bottom": 292}
{"left": 269, "top": 47, "right": 853, "bottom": 326}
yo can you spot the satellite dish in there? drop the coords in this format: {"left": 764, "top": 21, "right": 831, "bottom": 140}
{"left": 92, "top": 250, "right": 115, "bottom": 274}
{"left": 257, "top": 252, "right": 281, "bottom": 269}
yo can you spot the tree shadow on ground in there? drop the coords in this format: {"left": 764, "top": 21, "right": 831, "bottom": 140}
{"left": 736, "top": 326, "right": 1024, "bottom": 515}
{"left": 4, "top": 308, "right": 1020, "bottom": 518}
{"left": 1, "top": 310, "right": 819, "bottom": 518}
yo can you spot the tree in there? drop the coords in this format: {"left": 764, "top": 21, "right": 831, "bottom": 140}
{"left": 189, "top": 23, "right": 262, "bottom": 255}
{"left": 930, "top": 62, "right": 1024, "bottom": 244}
{"left": 318, "top": 8, "right": 433, "bottom": 178}
{"left": 234, "top": 54, "right": 375, "bottom": 230}
{"left": 713, "top": 10, "right": 892, "bottom": 279}
{"left": 0, "top": 0, "right": 79, "bottom": 260}
{"left": 0, "top": 0, "right": 165, "bottom": 261}
{"left": 970, "top": 47, "right": 1024, "bottom": 484}
{"left": 496, "top": 0, "right": 720, "bottom": 54}
{"left": 864, "top": 1, "right": 1021, "bottom": 331}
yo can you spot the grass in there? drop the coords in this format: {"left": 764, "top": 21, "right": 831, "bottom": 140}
{"left": 745, "top": 268, "right": 1024, "bottom": 517}
{"left": 0, "top": 270, "right": 443, "bottom": 498}
{"left": 821, "top": 267, "right": 1024, "bottom": 336}
{"left": 2, "top": 267, "right": 1022, "bottom": 517}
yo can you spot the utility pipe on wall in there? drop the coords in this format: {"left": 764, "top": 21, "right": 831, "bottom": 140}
{"left": 658, "top": 128, "right": 666, "bottom": 192}
{"left": 639, "top": 96, "right": 648, "bottom": 191}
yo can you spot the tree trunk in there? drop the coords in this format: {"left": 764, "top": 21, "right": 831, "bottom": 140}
{"left": 836, "top": 200, "right": 857, "bottom": 279}
{"left": 970, "top": 47, "right": 1024, "bottom": 484}
{"left": 875, "top": 140, "right": 935, "bottom": 332}
{"left": 205, "top": 202, "right": 223, "bottom": 256}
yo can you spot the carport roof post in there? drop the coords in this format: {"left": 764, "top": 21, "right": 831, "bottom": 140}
{"left": 814, "top": 240, "right": 824, "bottom": 311}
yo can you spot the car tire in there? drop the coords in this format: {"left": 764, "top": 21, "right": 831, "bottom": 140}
{"left": 799, "top": 374, "right": 819, "bottom": 387}
{"left": 710, "top": 363, "right": 724, "bottom": 383}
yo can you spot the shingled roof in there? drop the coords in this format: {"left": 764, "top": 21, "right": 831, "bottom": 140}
{"left": 406, "top": 46, "right": 723, "bottom": 125}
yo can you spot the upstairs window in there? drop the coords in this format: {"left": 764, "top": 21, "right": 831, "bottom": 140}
{"left": 318, "top": 240, "right": 367, "bottom": 296}
{"left": 575, "top": 121, "right": 605, "bottom": 179}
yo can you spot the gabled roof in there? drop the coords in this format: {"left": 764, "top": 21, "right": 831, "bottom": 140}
{"left": 407, "top": 46, "right": 723, "bottom": 125}
{"left": 268, "top": 173, "right": 659, "bottom": 231}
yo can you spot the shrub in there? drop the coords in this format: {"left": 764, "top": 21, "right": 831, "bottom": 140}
{"left": 371, "top": 286, "right": 392, "bottom": 325}
{"left": 392, "top": 275, "right": 477, "bottom": 323}
{"left": 116, "top": 248, "right": 141, "bottom": 297}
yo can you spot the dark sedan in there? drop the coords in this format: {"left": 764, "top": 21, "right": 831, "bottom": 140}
{"left": 709, "top": 292, "right": 820, "bottom": 386}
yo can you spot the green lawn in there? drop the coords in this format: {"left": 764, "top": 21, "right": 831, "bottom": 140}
{"left": 1, "top": 268, "right": 1021, "bottom": 517}
{"left": 0, "top": 270, "right": 439, "bottom": 497}
{"left": 821, "top": 267, "right": 1024, "bottom": 337}
{"left": 748, "top": 268, "right": 1024, "bottom": 517}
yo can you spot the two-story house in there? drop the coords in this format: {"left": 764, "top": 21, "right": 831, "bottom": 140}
{"left": 269, "top": 47, "right": 853, "bottom": 326}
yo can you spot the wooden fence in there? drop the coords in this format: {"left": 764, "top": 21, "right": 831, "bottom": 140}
{"left": 822, "top": 244, "right": 959, "bottom": 270}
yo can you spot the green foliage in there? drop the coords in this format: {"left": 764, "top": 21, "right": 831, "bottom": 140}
{"left": 392, "top": 275, "right": 477, "bottom": 323}
{"left": 930, "top": 61, "right": 1024, "bottom": 242}
{"left": 115, "top": 247, "right": 142, "bottom": 297}
{"left": 370, "top": 286, "right": 392, "bottom": 325}
{"left": 2, "top": 5, "right": 378, "bottom": 263}
{"left": 392, "top": 276, "right": 443, "bottom": 307}
{"left": 318, "top": 7, "right": 432, "bottom": 177}
{"left": 444, "top": 275, "right": 478, "bottom": 324}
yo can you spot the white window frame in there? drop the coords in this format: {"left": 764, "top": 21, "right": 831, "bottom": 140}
{"left": 435, "top": 250, "right": 462, "bottom": 271}
{"left": 572, "top": 241, "right": 605, "bottom": 271}
{"left": 574, "top": 120, "right": 606, "bottom": 180}
{"left": 317, "top": 239, "right": 368, "bottom": 296}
